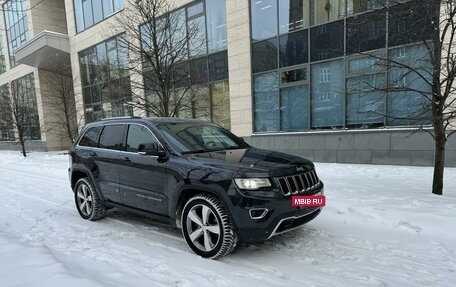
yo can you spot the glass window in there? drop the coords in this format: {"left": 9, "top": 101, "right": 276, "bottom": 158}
{"left": 254, "top": 72, "right": 279, "bottom": 132}
{"left": 387, "top": 44, "right": 432, "bottom": 125}
{"left": 79, "top": 126, "right": 101, "bottom": 147}
{"left": 251, "top": 0, "right": 278, "bottom": 41}
{"left": 113, "top": 0, "right": 123, "bottom": 11}
{"left": 279, "top": 0, "right": 309, "bottom": 34}
{"left": 281, "top": 68, "right": 307, "bottom": 84}
{"left": 346, "top": 74, "right": 385, "bottom": 126}
{"left": 74, "top": 0, "right": 123, "bottom": 33}
{"left": 347, "top": 0, "right": 386, "bottom": 15}
{"left": 252, "top": 38, "right": 278, "bottom": 74}
{"left": 74, "top": 0, "right": 85, "bottom": 32}
{"left": 206, "top": 0, "right": 227, "bottom": 53}
{"left": 102, "top": 0, "right": 114, "bottom": 17}
{"left": 280, "top": 84, "right": 309, "bottom": 131}
{"left": 79, "top": 34, "right": 131, "bottom": 123}
{"left": 171, "top": 8, "right": 188, "bottom": 61}
{"left": 279, "top": 29, "right": 308, "bottom": 68}
{"left": 92, "top": 1, "right": 103, "bottom": 23}
{"left": 173, "top": 61, "right": 190, "bottom": 88}
{"left": 388, "top": 0, "right": 434, "bottom": 47}
{"left": 310, "top": 20, "right": 344, "bottom": 62}
{"left": 99, "top": 125, "right": 125, "bottom": 150}
{"left": 126, "top": 125, "right": 158, "bottom": 153}
{"left": 187, "top": 1, "right": 204, "bottom": 18}
{"left": 82, "top": 0, "right": 94, "bottom": 28}
{"left": 188, "top": 15, "right": 207, "bottom": 58}
{"left": 346, "top": 9, "right": 386, "bottom": 54}
{"left": 210, "top": 81, "right": 231, "bottom": 129}
{"left": 4, "top": 0, "right": 29, "bottom": 67}
{"left": 347, "top": 55, "right": 383, "bottom": 74}
{"left": 310, "top": 0, "right": 345, "bottom": 26}
{"left": 311, "top": 60, "right": 344, "bottom": 128}
{"left": 208, "top": 51, "right": 228, "bottom": 82}
{"left": 189, "top": 57, "right": 208, "bottom": 85}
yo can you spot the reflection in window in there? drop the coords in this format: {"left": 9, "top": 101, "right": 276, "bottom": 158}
{"left": 3, "top": 0, "right": 29, "bottom": 67}
{"left": 279, "top": 0, "right": 309, "bottom": 34}
{"left": 206, "top": 0, "right": 227, "bottom": 53}
{"left": 310, "top": 0, "right": 345, "bottom": 26}
{"left": 210, "top": 81, "right": 231, "bottom": 129}
{"left": 387, "top": 44, "right": 432, "bottom": 125}
{"left": 254, "top": 72, "right": 279, "bottom": 132}
{"left": 126, "top": 125, "right": 157, "bottom": 153}
{"left": 388, "top": 0, "right": 434, "bottom": 47}
{"left": 347, "top": 73, "right": 385, "bottom": 126}
{"left": 347, "top": 0, "right": 386, "bottom": 15}
{"left": 252, "top": 39, "right": 278, "bottom": 73}
{"left": 79, "top": 34, "right": 132, "bottom": 123}
{"left": 0, "top": 33, "right": 6, "bottom": 74}
{"left": 310, "top": 20, "right": 344, "bottom": 61}
{"left": 281, "top": 68, "right": 307, "bottom": 84}
{"left": 74, "top": 0, "right": 123, "bottom": 33}
{"left": 311, "top": 60, "right": 344, "bottom": 128}
{"left": 279, "top": 30, "right": 308, "bottom": 67}
{"left": 208, "top": 51, "right": 228, "bottom": 82}
{"left": 251, "top": 0, "right": 278, "bottom": 41}
{"left": 188, "top": 15, "right": 207, "bottom": 58}
{"left": 346, "top": 9, "right": 386, "bottom": 54}
{"left": 281, "top": 84, "right": 309, "bottom": 131}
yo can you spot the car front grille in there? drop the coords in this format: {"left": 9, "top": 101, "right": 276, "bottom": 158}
{"left": 276, "top": 170, "right": 321, "bottom": 196}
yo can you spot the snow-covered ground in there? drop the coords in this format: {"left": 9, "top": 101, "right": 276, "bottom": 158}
{"left": 0, "top": 151, "right": 455, "bottom": 287}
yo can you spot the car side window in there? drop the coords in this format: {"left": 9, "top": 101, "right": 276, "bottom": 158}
{"left": 126, "top": 125, "right": 158, "bottom": 153}
{"left": 79, "top": 126, "right": 101, "bottom": 147}
{"left": 99, "top": 125, "right": 126, "bottom": 150}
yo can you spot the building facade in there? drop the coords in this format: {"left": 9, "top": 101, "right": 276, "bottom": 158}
{"left": 0, "top": 0, "right": 455, "bottom": 166}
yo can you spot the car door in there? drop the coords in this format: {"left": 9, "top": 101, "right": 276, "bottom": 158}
{"left": 118, "top": 124, "right": 169, "bottom": 215}
{"left": 91, "top": 124, "right": 126, "bottom": 203}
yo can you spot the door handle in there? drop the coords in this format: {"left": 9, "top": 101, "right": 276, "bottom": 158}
{"left": 122, "top": 157, "right": 131, "bottom": 162}
{"left": 89, "top": 152, "right": 98, "bottom": 157}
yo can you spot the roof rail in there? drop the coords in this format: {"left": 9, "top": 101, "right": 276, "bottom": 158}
{"left": 100, "top": 116, "right": 142, "bottom": 121}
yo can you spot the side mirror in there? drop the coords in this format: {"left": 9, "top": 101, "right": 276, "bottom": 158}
{"left": 138, "top": 143, "right": 167, "bottom": 159}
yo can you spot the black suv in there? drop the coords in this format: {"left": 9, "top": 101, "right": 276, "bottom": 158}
{"left": 69, "top": 117, "right": 324, "bottom": 259}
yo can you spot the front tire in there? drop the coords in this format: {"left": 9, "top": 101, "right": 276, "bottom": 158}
{"left": 181, "top": 194, "right": 238, "bottom": 259}
{"left": 74, "top": 177, "right": 106, "bottom": 221}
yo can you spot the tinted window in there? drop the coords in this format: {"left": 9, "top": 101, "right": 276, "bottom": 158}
{"left": 252, "top": 38, "right": 278, "bottom": 74}
{"left": 279, "top": 29, "right": 308, "bottom": 67}
{"left": 98, "top": 125, "right": 125, "bottom": 150}
{"left": 208, "top": 51, "right": 228, "bottom": 82}
{"left": 346, "top": 10, "right": 386, "bottom": 54}
{"left": 310, "top": 20, "right": 344, "bottom": 62}
{"left": 79, "top": 126, "right": 101, "bottom": 147}
{"left": 126, "top": 125, "right": 158, "bottom": 153}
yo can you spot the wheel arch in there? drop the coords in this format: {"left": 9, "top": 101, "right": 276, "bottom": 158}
{"left": 173, "top": 186, "right": 235, "bottom": 230}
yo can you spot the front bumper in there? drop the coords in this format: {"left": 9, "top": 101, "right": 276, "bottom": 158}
{"left": 229, "top": 186, "right": 324, "bottom": 243}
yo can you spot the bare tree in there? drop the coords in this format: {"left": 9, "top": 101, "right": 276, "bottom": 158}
{"left": 0, "top": 81, "right": 39, "bottom": 157}
{"left": 350, "top": 0, "right": 456, "bottom": 195}
{"left": 39, "top": 64, "right": 81, "bottom": 144}
{"left": 111, "top": 0, "right": 205, "bottom": 117}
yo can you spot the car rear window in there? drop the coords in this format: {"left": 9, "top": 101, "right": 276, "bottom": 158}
{"left": 79, "top": 126, "right": 101, "bottom": 147}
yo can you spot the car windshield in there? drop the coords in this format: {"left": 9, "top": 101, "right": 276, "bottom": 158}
{"left": 155, "top": 122, "right": 249, "bottom": 154}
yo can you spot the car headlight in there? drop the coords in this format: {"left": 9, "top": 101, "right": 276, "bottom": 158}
{"left": 234, "top": 178, "right": 271, "bottom": 190}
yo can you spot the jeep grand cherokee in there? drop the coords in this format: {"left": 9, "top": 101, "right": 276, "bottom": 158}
{"left": 68, "top": 117, "right": 324, "bottom": 259}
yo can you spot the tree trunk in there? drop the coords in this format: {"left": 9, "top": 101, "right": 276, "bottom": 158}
{"left": 18, "top": 130, "right": 26, "bottom": 157}
{"left": 432, "top": 125, "right": 445, "bottom": 195}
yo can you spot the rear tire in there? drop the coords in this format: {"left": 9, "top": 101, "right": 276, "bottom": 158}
{"left": 181, "top": 194, "right": 238, "bottom": 259}
{"left": 74, "top": 177, "right": 106, "bottom": 221}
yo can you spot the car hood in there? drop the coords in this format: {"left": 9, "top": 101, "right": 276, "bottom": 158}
{"left": 185, "top": 148, "right": 314, "bottom": 177}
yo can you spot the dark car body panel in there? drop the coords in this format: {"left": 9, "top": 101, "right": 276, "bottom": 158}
{"left": 69, "top": 118, "right": 324, "bottom": 242}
